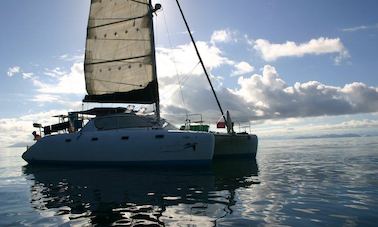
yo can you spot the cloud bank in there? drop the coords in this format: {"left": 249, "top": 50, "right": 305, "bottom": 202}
{"left": 154, "top": 36, "right": 377, "bottom": 124}
{"left": 161, "top": 63, "right": 378, "bottom": 123}
{"left": 5, "top": 31, "right": 377, "bottom": 127}
{"left": 0, "top": 110, "right": 69, "bottom": 147}
{"left": 33, "top": 63, "right": 86, "bottom": 95}
{"left": 234, "top": 65, "right": 378, "bottom": 120}
{"left": 253, "top": 37, "right": 350, "bottom": 63}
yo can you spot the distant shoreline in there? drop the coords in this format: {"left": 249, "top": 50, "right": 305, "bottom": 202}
{"left": 294, "top": 133, "right": 362, "bottom": 140}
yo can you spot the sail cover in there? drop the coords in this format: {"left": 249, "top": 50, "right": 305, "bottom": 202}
{"left": 84, "top": 0, "right": 158, "bottom": 104}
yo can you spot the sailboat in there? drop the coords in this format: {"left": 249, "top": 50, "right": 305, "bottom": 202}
{"left": 22, "top": 0, "right": 215, "bottom": 165}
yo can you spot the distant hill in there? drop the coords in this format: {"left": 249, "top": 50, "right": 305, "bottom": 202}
{"left": 295, "top": 133, "right": 362, "bottom": 140}
{"left": 8, "top": 142, "right": 32, "bottom": 148}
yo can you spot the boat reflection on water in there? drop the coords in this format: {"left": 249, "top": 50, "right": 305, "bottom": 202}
{"left": 23, "top": 158, "right": 259, "bottom": 226}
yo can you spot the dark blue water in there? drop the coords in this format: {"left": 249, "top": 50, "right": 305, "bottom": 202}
{"left": 1, "top": 137, "right": 377, "bottom": 226}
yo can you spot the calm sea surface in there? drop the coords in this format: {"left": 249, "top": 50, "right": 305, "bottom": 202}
{"left": 1, "top": 137, "right": 377, "bottom": 226}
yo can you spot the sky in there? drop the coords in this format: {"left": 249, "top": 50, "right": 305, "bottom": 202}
{"left": 1, "top": 0, "right": 378, "bottom": 146}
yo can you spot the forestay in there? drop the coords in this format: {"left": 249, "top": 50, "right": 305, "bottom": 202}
{"left": 84, "top": 0, "right": 158, "bottom": 104}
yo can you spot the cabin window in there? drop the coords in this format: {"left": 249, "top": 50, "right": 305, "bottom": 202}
{"left": 94, "top": 115, "right": 155, "bottom": 130}
{"left": 118, "top": 116, "right": 154, "bottom": 128}
{"left": 94, "top": 116, "right": 118, "bottom": 130}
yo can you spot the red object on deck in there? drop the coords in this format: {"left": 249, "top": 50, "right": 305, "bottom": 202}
{"left": 216, "top": 121, "right": 226, "bottom": 128}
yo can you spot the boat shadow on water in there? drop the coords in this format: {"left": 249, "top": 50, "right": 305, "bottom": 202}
{"left": 22, "top": 158, "right": 259, "bottom": 226}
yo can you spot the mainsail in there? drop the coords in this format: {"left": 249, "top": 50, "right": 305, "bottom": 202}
{"left": 84, "top": 0, "right": 158, "bottom": 104}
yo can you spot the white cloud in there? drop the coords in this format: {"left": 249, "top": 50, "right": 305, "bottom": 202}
{"left": 159, "top": 59, "right": 378, "bottom": 124}
{"left": 22, "top": 72, "right": 34, "bottom": 79}
{"left": 154, "top": 38, "right": 376, "bottom": 125}
{"left": 30, "top": 94, "right": 61, "bottom": 103}
{"left": 155, "top": 40, "right": 237, "bottom": 116}
{"left": 339, "top": 119, "right": 378, "bottom": 129}
{"left": 59, "top": 53, "right": 84, "bottom": 62}
{"left": 210, "top": 29, "right": 235, "bottom": 44}
{"left": 341, "top": 23, "right": 378, "bottom": 32}
{"left": 43, "top": 67, "right": 66, "bottom": 78}
{"left": 231, "top": 61, "right": 254, "bottom": 76}
{"left": 161, "top": 62, "right": 378, "bottom": 129}
{"left": 7, "top": 66, "right": 21, "bottom": 77}
{"left": 253, "top": 37, "right": 350, "bottom": 63}
{"left": 233, "top": 65, "right": 378, "bottom": 120}
{"left": 156, "top": 41, "right": 233, "bottom": 80}
{"left": 33, "top": 62, "right": 86, "bottom": 95}
{"left": 0, "top": 110, "right": 69, "bottom": 147}
{"left": 7, "top": 66, "right": 36, "bottom": 80}
{"left": 6, "top": 62, "right": 85, "bottom": 106}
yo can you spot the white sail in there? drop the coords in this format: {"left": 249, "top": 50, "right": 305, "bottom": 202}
{"left": 84, "top": 0, "right": 157, "bottom": 103}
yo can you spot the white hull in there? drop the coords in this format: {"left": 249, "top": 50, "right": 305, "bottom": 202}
{"left": 213, "top": 133, "right": 258, "bottom": 158}
{"left": 22, "top": 129, "right": 214, "bottom": 165}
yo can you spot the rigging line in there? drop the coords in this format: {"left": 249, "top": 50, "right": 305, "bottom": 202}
{"left": 88, "top": 15, "right": 146, "bottom": 29}
{"left": 93, "top": 38, "right": 150, "bottom": 41}
{"left": 85, "top": 54, "right": 150, "bottom": 65}
{"left": 86, "top": 48, "right": 151, "bottom": 67}
{"left": 90, "top": 78, "right": 143, "bottom": 87}
{"left": 162, "top": 5, "right": 188, "bottom": 117}
{"left": 175, "top": 0, "right": 227, "bottom": 124}
{"left": 130, "top": 0, "right": 149, "bottom": 5}
{"left": 179, "top": 61, "right": 200, "bottom": 85}
{"left": 89, "top": 17, "right": 143, "bottom": 20}
{"left": 89, "top": 60, "right": 147, "bottom": 65}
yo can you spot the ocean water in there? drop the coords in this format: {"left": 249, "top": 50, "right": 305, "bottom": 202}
{"left": 1, "top": 137, "right": 377, "bottom": 226}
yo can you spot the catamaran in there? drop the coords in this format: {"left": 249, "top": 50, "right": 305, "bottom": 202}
{"left": 22, "top": 0, "right": 258, "bottom": 165}
{"left": 22, "top": 0, "right": 215, "bottom": 165}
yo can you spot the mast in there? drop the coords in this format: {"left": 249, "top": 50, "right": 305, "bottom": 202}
{"left": 175, "top": 0, "right": 227, "bottom": 125}
{"left": 149, "top": 1, "right": 160, "bottom": 121}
